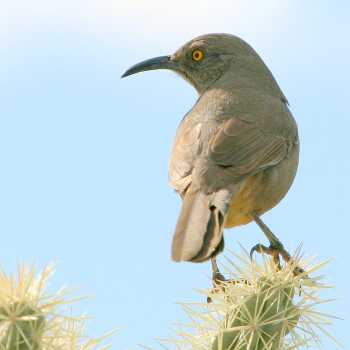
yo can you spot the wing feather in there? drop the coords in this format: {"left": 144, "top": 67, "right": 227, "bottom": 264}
{"left": 209, "top": 116, "right": 288, "bottom": 177}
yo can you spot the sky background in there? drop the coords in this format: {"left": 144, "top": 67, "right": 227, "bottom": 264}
{"left": 2, "top": 0, "right": 350, "bottom": 348}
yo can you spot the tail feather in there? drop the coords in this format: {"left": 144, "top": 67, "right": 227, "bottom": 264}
{"left": 171, "top": 190, "right": 229, "bottom": 262}
{"left": 191, "top": 205, "right": 225, "bottom": 262}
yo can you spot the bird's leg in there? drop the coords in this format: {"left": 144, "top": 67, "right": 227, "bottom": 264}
{"left": 250, "top": 212, "right": 305, "bottom": 275}
{"left": 207, "top": 258, "right": 227, "bottom": 303}
{"left": 211, "top": 257, "right": 226, "bottom": 284}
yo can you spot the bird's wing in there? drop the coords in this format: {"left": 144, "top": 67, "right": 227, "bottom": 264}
{"left": 209, "top": 115, "right": 289, "bottom": 178}
{"left": 169, "top": 121, "right": 202, "bottom": 194}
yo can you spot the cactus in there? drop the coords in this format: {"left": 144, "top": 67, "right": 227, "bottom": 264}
{"left": 0, "top": 264, "right": 114, "bottom": 350}
{"left": 161, "top": 250, "right": 339, "bottom": 350}
{"left": 211, "top": 276, "right": 300, "bottom": 350}
{"left": 0, "top": 302, "right": 45, "bottom": 349}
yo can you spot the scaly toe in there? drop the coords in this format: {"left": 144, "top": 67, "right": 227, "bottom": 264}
{"left": 250, "top": 242, "right": 307, "bottom": 276}
{"left": 249, "top": 243, "right": 279, "bottom": 259}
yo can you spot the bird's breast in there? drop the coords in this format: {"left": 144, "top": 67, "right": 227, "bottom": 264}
{"left": 225, "top": 145, "right": 299, "bottom": 228}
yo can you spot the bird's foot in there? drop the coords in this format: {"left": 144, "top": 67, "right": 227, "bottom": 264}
{"left": 207, "top": 258, "right": 227, "bottom": 303}
{"left": 207, "top": 263, "right": 252, "bottom": 302}
{"left": 250, "top": 212, "right": 306, "bottom": 276}
{"left": 250, "top": 242, "right": 305, "bottom": 276}
{"left": 211, "top": 257, "right": 226, "bottom": 283}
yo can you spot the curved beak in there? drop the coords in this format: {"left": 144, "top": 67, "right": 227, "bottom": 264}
{"left": 121, "top": 55, "right": 177, "bottom": 78}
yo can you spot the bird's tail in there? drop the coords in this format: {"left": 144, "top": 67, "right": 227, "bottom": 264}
{"left": 171, "top": 189, "right": 232, "bottom": 263}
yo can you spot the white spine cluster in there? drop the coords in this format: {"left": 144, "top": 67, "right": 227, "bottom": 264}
{"left": 160, "top": 251, "right": 339, "bottom": 350}
{"left": 0, "top": 264, "right": 114, "bottom": 350}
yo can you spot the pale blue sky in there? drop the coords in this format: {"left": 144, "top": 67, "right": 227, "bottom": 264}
{"left": 2, "top": 1, "right": 349, "bottom": 348}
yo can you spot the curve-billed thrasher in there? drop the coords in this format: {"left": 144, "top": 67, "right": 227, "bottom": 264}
{"left": 122, "top": 34, "right": 300, "bottom": 276}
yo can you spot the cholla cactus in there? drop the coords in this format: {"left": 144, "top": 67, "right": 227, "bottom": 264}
{"left": 161, "top": 250, "right": 339, "bottom": 350}
{"left": 0, "top": 263, "right": 114, "bottom": 350}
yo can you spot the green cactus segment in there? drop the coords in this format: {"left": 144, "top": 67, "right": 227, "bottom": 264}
{"left": 156, "top": 253, "right": 336, "bottom": 350}
{"left": 0, "top": 303, "right": 45, "bottom": 350}
{"left": 0, "top": 264, "right": 114, "bottom": 350}
{"left": 212, "top": 278, "right": 300, "bottom": 350}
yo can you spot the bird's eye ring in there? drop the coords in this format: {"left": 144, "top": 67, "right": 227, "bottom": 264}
{"left": 192, "top": 49, "right": 204, "bottom": 62}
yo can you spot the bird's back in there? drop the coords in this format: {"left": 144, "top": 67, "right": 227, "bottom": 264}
{"left": 169, "top": 86, "right": 298, "bottom": 196}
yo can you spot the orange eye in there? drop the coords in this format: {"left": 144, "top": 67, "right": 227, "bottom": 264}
{"left": 192, "top": 49, "right": 204, "bottom": 62}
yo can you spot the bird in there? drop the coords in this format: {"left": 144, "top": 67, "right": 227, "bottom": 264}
{"left": 122, "top": 33, "right": 300, "bottom": 279}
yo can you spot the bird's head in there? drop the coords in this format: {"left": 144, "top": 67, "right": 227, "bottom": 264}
{"left": 122, "top": 33, "right": 284, "bottom": 98}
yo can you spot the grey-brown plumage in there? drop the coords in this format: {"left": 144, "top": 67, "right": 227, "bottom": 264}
{"left": 122, "top": 34, "right": 299, "bottom": 264}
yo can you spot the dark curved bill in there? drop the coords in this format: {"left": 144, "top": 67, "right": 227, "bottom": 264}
{"left": 121, "top": 55, "right": 176, "bottom": 78}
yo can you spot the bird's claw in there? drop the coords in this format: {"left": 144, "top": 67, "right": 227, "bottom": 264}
{"left": 212, "top": 271, "right": 226, "bottom": 284}
{"left": 250, "top": 242, "right": 306, "bottom": 276}
{"left": 207, "top": 272, "right": 227, "bottom": 303}
{"left": 250, "top": 243, "right": 282, "bottom": 269}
